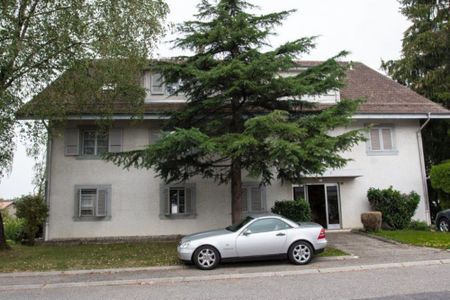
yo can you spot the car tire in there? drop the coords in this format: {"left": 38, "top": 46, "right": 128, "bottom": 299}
{"left": 193, "top": 245, "right": 220, "bottom": 270}
{"left": 438, "top": 217, "right": 449, "bottom": 232}
{"left": 288, "top": 241, "right": 314, "bottom": 265}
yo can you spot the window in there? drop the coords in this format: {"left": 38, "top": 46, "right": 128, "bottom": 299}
{"left": 160, "top": 183, "right": 196, "bottom": 218}
{"left": 169, "top": 188, "right": 186, "bottom": 214}
{"left": 151, "top": 73, "right": 164, "bottom": 94}
{"left": 75, "top": 185, "right": 111, "bottom": 220}
{"left": 368, "top": 126, "right": 397, "bottom": 154}
{"left": 246, "top": 218, "right": 292, "bottom": 234}
{"left": 81, "top": 130, "right": 108, "bottom": 156}
{"left": 293, "top": 185, "right": 305, "bottom": 201}
{"left": 241, "top": 183, "right": 266, "bottom": 213}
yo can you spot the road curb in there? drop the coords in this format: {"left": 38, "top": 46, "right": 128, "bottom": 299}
{"left": 1, "top": 259, "right": 449, "bottom": 291}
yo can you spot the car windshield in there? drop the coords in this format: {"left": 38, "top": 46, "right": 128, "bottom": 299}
{"left": 225, "top": 216, "right": 254, "bottom": 232}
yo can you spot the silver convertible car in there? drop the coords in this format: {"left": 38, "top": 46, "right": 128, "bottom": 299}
{"left": 177, "top": 214, "right": 327, "bottom": 270}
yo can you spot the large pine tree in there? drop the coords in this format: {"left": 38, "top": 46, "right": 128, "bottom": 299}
{"left": 382, "top": 0, "right": 450, "bottom": 210}
{"left": 107, "top": 0, "right": 364, "bottom": 223}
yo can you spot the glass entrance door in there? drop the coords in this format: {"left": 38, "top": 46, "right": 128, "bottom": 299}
{"left": 302, "top": 184, "right": 341, "bottom": 229}
{"left": 325, "top": 184, "right": 341, "bottom": 229}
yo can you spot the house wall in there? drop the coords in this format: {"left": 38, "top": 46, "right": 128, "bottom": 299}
{"left": 45, "top": 119, "right": 427, "bottom": 240}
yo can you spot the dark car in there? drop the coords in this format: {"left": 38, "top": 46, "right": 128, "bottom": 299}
{"left": 436, "top": 209, "right": 450, "bottom": 232}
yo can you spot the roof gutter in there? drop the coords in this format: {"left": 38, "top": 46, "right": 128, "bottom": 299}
{"left": 417, "top": 112, "right": 432, "bottom": 224}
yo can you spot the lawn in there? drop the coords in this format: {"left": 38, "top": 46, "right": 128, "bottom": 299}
{"left": 0, "top": 242, "right": 347, "bottom": 273}
{"left": 373, "top": 230, "right": 450, "bottom": 249}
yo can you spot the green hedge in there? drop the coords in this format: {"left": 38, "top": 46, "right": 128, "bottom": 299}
{"left": 430, "top": 161, "right": 450, "bottom": 209}
{"left": 367, "top": 187, "right": 420, "bottom": 230}
{"left": 271, "top": 198, "right": 311, "bottom": 222}
{"left": 15, "top": 195, "right": 48, "bottom": 245}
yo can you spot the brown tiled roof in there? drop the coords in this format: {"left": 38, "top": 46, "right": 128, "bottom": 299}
{"left": 18, "top": 61, "right": 450, "bottom": 118}
{"left": 0, "top": 201, "right": 14, "bottom": 210}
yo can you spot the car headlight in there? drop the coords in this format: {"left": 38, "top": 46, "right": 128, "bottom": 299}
{"left": 179, "top": 241, "right": 191, "bottom": 249}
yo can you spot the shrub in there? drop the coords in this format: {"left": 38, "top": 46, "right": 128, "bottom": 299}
{"left": 430, "top": 160, "right": 450, "bottom": 209}
{"left": 271, "top": 198, "right": 311, "bottom": 222}
{"left": 15, "top": 195, "right": 48, "bottom": 245}
{"left": 361, "top": 211, "right": 382, "bottom": 232}
{"left": 367, "top": 187, "right": 420, "bottom": 230}
{"left": 2, "top": 211, "right": 25, "bottom": 242}
{"left": 408, "top": 220, "right": 429, "bottom": 231}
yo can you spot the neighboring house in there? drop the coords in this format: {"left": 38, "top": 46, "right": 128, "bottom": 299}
{"left": 0, "top": 200, "right": 16, "bottom": 217}
{"left": 18, "top": 62, "right": 450, "bottom": 241}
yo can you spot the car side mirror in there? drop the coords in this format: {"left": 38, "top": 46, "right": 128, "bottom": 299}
{"left": 243, "top": 229, "right": 252, "bottom": 236}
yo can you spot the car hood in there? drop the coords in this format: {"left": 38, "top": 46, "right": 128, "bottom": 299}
{"left": 182, "top": 228, "right": 232, "bottom": 242}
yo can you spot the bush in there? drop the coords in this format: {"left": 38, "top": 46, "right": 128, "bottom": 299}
{"left": 271, "top": 198, "right": 311, "bottom": 222}
{"left": 361, "top": 211, "right": 382, "bottom": 232}
{"left": 408, "top": 220, "right": 429, "bottom": 231}
{"left": 2, "top": 211, "right": 25, "bottom": 242}
{"left": 367, "top": 187, "right": 420, "bottom": 230}
{"left": 15, "top": 195, "right": 48, "bottom": 245}
{"left": 430, "top": 160, "right": 450, "bottom": 209}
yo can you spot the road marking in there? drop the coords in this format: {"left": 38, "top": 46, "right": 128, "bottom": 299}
{"left": 1, "top": 259, "right": 449, "bottom": 291}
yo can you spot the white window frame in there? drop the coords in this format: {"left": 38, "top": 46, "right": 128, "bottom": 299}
{"left": 366, "top": 125, "right": 398, "bottom": 155}
{"left": 168, "top": 187, "right": 187, "bottom": 215}
{"left": 81, "top": 129, "right": 109, "bottom": 156}
{"left": 151, "top": 73, "right": 165, "bottom": 95}
{"left": 79, "top": 189, "right": 96, "bottom": 217}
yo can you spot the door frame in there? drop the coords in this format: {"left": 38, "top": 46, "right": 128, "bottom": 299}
{"left": 292, "top": 183, "right": 342, "bottom": 229}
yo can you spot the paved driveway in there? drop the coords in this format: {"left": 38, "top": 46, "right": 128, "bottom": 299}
{"left": 327, "top": 232, "right": 450, "bottom": 264}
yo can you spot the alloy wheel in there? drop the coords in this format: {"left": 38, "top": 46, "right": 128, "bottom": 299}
{"left": 439, "top": 219, "right": 449, "bottom": 232}
{"left": 292, "top": 244, "right": 311, "bottom": 263}
{"left": 197, "top": 248, "right": 216, "bottom": 267}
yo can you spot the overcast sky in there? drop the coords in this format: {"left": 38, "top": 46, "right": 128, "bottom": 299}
{"left": 0, "top": 0, "right": 410, "bottom": 199}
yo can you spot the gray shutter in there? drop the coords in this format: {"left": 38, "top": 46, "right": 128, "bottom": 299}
{"left": 381, "top": 128, "right": 393, "bottom": 150}
{"left": 75, "top": 188, "right": 81, "bottom": 217}
{"left": 149, "top": 129, "right": 161, "bottom": 144}
{"left": 151, "top": 73, "right": 164, "bottom": 94}
{"left": 251, "top": 187, "right": 262, "bottom": 211}
{"left": 96, "top": 188, "right": 108, "bottom": 217}
{"left": 160, "top": 184, "right": 170, "bottom": 216}
{"left": 370, "top": 129, "right": 381, "bottom": 151}
{"left": 185, "top": 183, "right": 196, "bottom": 215}
{"left": 64, "top": 128, "right": 79, "bottom": 156}
{"left": 109, "top": 129, "right": 123, "bottom": 152}
{"left": 241, "top": 187, "right": 248, "bottom": 212}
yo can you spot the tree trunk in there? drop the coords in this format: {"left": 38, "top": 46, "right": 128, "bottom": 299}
{"left": 0, "top": 211, "right": 10, "bottom": 251}
{"left": 231, "top": 158, "right": 242, "bottom": 224}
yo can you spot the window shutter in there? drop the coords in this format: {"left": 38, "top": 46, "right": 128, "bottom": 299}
{"left": 241, "top": 187, "right": 248, "bottom": 212}
{"left": 251, "top": 187, "right": 262, "bottom": 211}
{"left": 160, "top": 184, "right": 170, "bottom": 216}
{"left": 370, "top": 129, "right": 381, "bottom": 151}
{"left": 96, "top": 188, "right": 108, "bottom": 217}
{"left": 76, "top": 188, "right": 81, "bottom": 217}
{"left": 64, "top": 128, "right": 79, "bottom": 156}
{"left": 149, "top": 129, "right": 161, "bottom": 144}
{"left": 381, "top": 128, "right": 393, "bottom": 150}
{"left": 143, "top": 71, "right": 151, "bottom": 90}
{"left": 185, "top": 183, "right": 196, "bottom": 214}
{"left": 151, "top": 73, "right": 164, "bottom": 94}
{"left": 109, "top": 129, "right": 123, "bottom": 152}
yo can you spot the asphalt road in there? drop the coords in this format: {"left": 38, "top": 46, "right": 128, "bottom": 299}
{"left": 1, "top": 264, "right": 449, "bottom": 300}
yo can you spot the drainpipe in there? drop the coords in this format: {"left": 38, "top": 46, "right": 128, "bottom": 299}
{"left": 44, "top": 126, "right": 52, "bottom": 241}
{"left": 417, "top": 113, "right": 431, "bottom": 225}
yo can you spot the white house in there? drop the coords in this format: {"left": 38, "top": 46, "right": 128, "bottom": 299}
{"left": 19, "top": 62, "right": 450, "bottom": 241}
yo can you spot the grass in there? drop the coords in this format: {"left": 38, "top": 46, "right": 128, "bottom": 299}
{"left": 318, "top": 247, "right": 348, "bottom": 257}
{"left": 373, "top": 230, "right": 450, "bottom": 249}
{"left": 0, "top": 242, "right": 347, "bottom": 273}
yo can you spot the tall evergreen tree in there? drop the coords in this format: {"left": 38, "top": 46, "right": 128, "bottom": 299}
{"left": 107, "top": 0, "right": 364, "bottom": 223}
{"left": 382, "top": 0, "right": 450, "bottom": 210}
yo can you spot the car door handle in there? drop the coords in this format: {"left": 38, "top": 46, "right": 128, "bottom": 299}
{"left": 276, "top": 233, "right": 286, "bottom": 236}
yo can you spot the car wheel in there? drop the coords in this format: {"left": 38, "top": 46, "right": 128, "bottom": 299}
{"left": 438, "top": 218, "right": 449, "bottom": 232}
{"left": 193, "top": 245, "right": 220, "bottom": 270}
{"left": 288, "top": 241, "right": 314, "bottom": 265}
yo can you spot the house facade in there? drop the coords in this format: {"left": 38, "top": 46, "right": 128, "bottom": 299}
{"left": 20, "top": 62, "right": 450, "bottom": 241}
